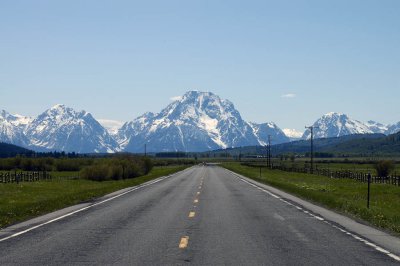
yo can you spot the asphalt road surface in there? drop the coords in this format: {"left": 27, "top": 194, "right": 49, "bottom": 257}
{"left": 0, "top": 165, "right": 399, "bottom": 265}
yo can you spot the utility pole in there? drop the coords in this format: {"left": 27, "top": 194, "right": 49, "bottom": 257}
{"left": 305, "top": 126, "right": 318, "bottom": 174}
{"left": 367, "top": 173, "right": 371, "bottom": 208}
{"left": 267, "top": 135, "right": 272, "bottom": 169}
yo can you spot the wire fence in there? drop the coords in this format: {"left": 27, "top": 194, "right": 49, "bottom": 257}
{"left": 241, "top": 163, "right": 400, "bottom": 186}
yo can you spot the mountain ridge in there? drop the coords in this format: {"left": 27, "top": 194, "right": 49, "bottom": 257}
{"left": 0, "top": 92, "right": 399, "bottom": 153}
{"left": 118, "top": 91, "right": 290, "bottom": 152}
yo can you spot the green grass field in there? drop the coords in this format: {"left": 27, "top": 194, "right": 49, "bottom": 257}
{"left": 222, "top": 162, "right": 400, "bottom": 235}
{"left": 235, "top": 158, "right": 400, "bottom": 175}
{"left": 0, "top": 165, "right": 189, "bottom": 229}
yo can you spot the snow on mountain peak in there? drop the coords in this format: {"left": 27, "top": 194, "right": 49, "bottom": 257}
{"left": 4, "top": 93, "right": 397, "bottom": 153}
{"left": 0, "top": 110, "right": 32, "bottom": 127}
{"left": 283, "top": 128, "right": 303, "bottom": 140}
{"left": 0, "top": 110, "right": 31, "bottom": 146}
{"left": 303, "top": 112, "right": 373, "bottom": 139}
{"left": 25, "top": 105, "right": 118, "bottom": 153}
{"left": 51, "top": 103, "right": 66, "bottom": 109}
{"left": 117, "top": 91, "right": 289, "bottom": 152}
{"left": 98, "top": 119, "right": 124, "bottom": 135}
{"left": 324, "top": 112, "right": 343, "bottom": 117}
{"left": 387, "top": 122, "right": 400, "bottom": 134}
{"left": 365, "top": 120, "right": 388, "bottom": 134}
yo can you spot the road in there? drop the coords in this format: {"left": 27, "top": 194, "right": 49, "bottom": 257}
{"left": 0, "top": 165, "right": 399, "bottom": 265}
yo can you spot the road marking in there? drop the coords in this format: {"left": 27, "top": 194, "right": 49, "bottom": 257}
{"left": 194, "top": 199, "right": 199, "bottom": 203}
{"left": 273, "top": 213, "right": 285, "bottom": 221}
{"left": 189, "top": 211, "right": 195, "bottom": 218}
{"left": 228, "top": 169, "right": 400, "bottom": 263}
{"left": 179, "top": 236, "right": 189, "bottom": 249}
{"left": 0, "top": 169, "right": 190, "bottom": 243}
{"left": 198, "top": 186, "right": 202, "bottom": 189}
{"left": 197, "top": 191, "right": 200, "bottom": 195}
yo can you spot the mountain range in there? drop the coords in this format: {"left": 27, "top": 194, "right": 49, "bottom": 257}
{"left": 0, "top": 91, "right": 399, "bottom": 153}
{"left": 117, "top": 91, "right": 289, "bottom": 152}
{"left": 302, "top": 112, "right": 399, "bottom": 139}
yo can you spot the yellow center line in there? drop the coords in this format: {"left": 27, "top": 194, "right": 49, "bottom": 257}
{"left": 179, "top": 236, "right": 189, "bottom": 249}
{"left": 189, "top": 211, "right": 195, "bottom": 218}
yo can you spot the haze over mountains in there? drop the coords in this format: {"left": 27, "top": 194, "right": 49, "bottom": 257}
{"left": 0, "top": 91, "right": 399, "bottom": 153}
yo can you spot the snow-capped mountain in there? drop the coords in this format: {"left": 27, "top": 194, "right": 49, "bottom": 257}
{"left": 117, "top": 112, "right": 156, "bottom": 150}
{"left": 117, "top": 91, "right": 288, "bottom": 152}
{"left": 282, "top": 128, "right": 303, "bottom": 141}
{"left": 0, "top": 110, "right": 31, "bottom": 146}
{"left": 98, "top": 119, "right": 124, "bottom": 135}
{"left": 365, "top": 120, "right": 388, "bottom": 134}
{"left": 25, "top": 104, "right": 119, "bottom": 153}
{"left": 387, "top": 122, "right": 400, "bottom": 135}
{"left": 302, "top": 112, "right": 373, "bottom": 139}
{"left": 2, "top": 94, "right": 398, "bottom": 153}
{"left": 249, "top": 122, "right": 290, "bottom": 145}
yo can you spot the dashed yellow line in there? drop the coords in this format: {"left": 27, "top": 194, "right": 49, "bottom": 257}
{"left": 194, "top": 199, "right": 199, "bottom": 203}
{"left": 179, "top": 236, "right": 189, "bottom": 249}
{"left": 189, "top": 211, "right": 195, "bottom": 218}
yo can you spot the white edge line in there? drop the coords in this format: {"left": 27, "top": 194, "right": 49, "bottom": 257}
{"left": 0, "top": 168, "right": 189, "bottom": 243}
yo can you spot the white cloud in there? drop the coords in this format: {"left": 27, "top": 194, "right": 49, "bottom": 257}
{"left": 281, "top": 93, "right": 296, "bottom": 98}
{"left": 170, "top": 96, "right": 183, "bottom": 101}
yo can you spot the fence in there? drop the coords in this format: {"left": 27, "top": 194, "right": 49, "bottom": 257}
{"left": 0, "top": 171, "right": 52, "bottom": 183}
{"left": 241, "top": 163, "right": 400, "bottom": 186}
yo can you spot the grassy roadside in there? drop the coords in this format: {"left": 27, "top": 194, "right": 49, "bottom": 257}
{"left": 222, "top": 162, "right": 400, "bottom": 236}
{"left": 0, "top": 165, "right": 189, "bottom": 229}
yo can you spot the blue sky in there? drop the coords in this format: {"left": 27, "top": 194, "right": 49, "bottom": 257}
{"left": 1, "top": 0, "right": 399, "bottom": 131}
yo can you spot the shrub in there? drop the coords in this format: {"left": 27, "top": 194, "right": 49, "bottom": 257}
{"left": 55, "top": 159, "right": 81, "bottom": 171}
{"left": 142, "top": 157, "right": 153, "bottom": 174}
{"left": 374, "top": 160, "right": 395, "bottom": 177}
{"left": 80, "top": 164, "right": 110, "bottom": 181}
{"left": 21, "top": 158, "right": 33, "bottom": 171}
{"left": 108, "top": 165, "right": 123, "bottom": 180}
{"left": 80, "top": 156, "right": 153, "bottom": 181}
